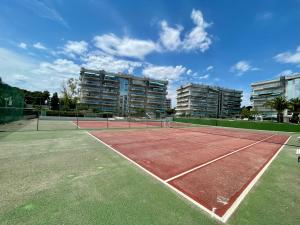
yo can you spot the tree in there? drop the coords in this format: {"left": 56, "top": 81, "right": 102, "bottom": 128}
{"left": 135, "top": 108, "right": 145, "bottom": 117}
{"left": 250, "top": 108, "right": 260, "bottom": 119}
{"left": 42, "top": 91, "right": 50, "bottom": 105}
{"left": 241, "top": 107, "right": 251, "bottom": 119}
{"left": 166, "top": 108, "right": 176, "bottom": 116}
{"left": 289, "top": 98, "right": 300, "bottom": 123}
{"left": 265, "top": 96, "right": 289, "bottom": 122}
{"left": 61, "top": 78, "right": 79, "bottom": 110}
{"left": 50, "top": 92, "right": 59, "bottom": 110}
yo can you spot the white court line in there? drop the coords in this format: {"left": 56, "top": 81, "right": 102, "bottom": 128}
{"left": 221, "top": 135, "right": 291, "bottom": 222}
{"left": 86, "top": 131, "right": 224, "bottom": 222}
{"left": 70, "top": 120, "right": 80, "bottom": 129}
{"left": 165, "top": 134, "right": 277, "bottom": 183}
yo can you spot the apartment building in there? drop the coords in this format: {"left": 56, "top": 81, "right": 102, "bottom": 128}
{"left": 176, "top": 83, "right": 242, "bottom": 118}
{"left": 79, "top": 68, "right": 168, "bottom": 117}
{"left": 165, "top": 98, "right": 171, "bottom": 110}
{"left": 251, "top": 74, "right": 300, "bottom": 118}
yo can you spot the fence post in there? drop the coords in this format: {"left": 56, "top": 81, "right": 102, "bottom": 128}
{"left": 76, "top": 109, "right": 79, "bottom": 129}
{"left": 129, "top": 113, "right": 131, "bottom": 128}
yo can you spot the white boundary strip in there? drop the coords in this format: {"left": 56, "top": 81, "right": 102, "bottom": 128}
{"left": 165, "top": 134, "right": 277, "bottom": 183}
{"left": 221, "top": 135, "right": 291, "bottom": 222}
{"left": 70, "top": 121, "right": 80, "bottom": 129}
{"left": 85, "top": 131, "right": 224, "bottom": 222}
{"left": 86, "top": 131, "right": 291, "bottom": 223}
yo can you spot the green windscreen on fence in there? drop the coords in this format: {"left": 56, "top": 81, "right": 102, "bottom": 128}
{"left": 0, "top": 82, "right": 25, "bottom": 124}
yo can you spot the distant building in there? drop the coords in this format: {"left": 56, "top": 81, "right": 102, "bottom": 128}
{"left": 176, "top": 83, "right": 242, "bottom": 118}
{"left": 251, "top": 74, "right": 300, "bottom": 118}
{"left": 165, "top": 98, "right": 171, "bottom": 110}
{"left": 79, "top": 68, "right": 168, "bottom": 118}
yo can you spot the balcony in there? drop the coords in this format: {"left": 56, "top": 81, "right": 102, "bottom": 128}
{"left": 81, "top": 99, "right": 99, "bottom": 105}
{"left": 132, "top": 80, "right": 146, "bottom": 86}
{"left": 102, "top": 95, "right": 118, "bottom": 100}
{"left": 82, "top": 95, "right": 101, "bottom": 100}
{"left": 130, "top": 93, "right": 145, "bottom": 98}
{"left": 102, "top": 90, "right": 118, "bottom": 95}
{"left": 80, "top": 82, "right": 101, "bottom": 88}
{"left": 130, "top": 104, "right": 145, "bottom": 108}
{"left": 147, "top": 89, "right": 166, "bottom": 95}
{"left": 149, "top": 81, "right": 166, "bottom": 87}
{"left": 130, "top": 86, "right": 145, "bottom": 91}
{"left": 131, "top": 98, "right": 144, "bottom": 102}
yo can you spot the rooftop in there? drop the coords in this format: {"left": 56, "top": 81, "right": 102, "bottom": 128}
{"left": 177, "top": 82, "right": 242, "bottom": 93}
{"left": 251, "top": 73, "right": 300, "bottom": 86}
{"left": 80, "top": 67, "right": 168, "bottom": 85}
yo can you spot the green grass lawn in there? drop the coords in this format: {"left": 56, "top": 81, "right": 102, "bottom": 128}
{"left": 174, "top": 118, "right": 300, "bottom": 132}
{"left": 0, "top": 123, "right": 299, "bottom": 225}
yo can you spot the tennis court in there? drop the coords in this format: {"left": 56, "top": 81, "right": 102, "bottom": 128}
{"left": 89, "top": 126, "right": 290, "bottom": 222}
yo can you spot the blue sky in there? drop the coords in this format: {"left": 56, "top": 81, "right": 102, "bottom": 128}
{"left": 1, "top": 0, "right": 300, "bottom": 106}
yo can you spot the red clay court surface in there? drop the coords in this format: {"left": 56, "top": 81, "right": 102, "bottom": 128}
{"left": 89, "top": 126, "right": 290, "bottom": 222}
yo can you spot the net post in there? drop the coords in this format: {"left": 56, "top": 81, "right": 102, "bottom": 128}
{"left": 36, "top": 110, "right": 39, "bottom": 131}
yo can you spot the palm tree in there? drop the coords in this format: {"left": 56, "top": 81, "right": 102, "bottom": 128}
{"left": 265, "top": 96, "right": 289, "bottom": 122}
{"left": 289, "top": 98, "right": 300, "bottom": 123}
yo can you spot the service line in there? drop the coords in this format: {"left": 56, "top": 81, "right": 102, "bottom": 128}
{"left": 164, "top": 134, "right": 278, "bottom": 183}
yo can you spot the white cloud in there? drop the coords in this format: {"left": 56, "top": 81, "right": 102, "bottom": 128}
{"left": 257, "top": 12, "right": 273, "bottom": 21}
{"left": 277, "top": 69, "right": 294, "bottom": 77}
{"left": 19, "top": 42, "right": 27, "bottom": 49}
{"left": 34, "top": 59, "right": 80, "bottom": 77}
{"left": 0, "top": 47, "right": 43, "bottom": 90}
{"left": 81, "top": 52, "right": 143, "bottom": 74}
{"left": 230, "top": 60, "right": 259, "bottom": 75}
{"left": 274, "top": 46, "right": 300, "bottom": 65}
{"left": 63, "top": 40, "right": 88, "bottom": 57}
{"left": 93, "top": 33, "right": 159, "bottom": 59}
{"left": 0, "top": 47, "right": 36, "bottom": 76}
{"left": 32, "top": 59, "right": 80, "bottom": 92}
{"left": 158, "top": 9, "right": 212, "bottom": 52}
{"left": 186, "top": 69, "right": 192, "bottom": 75}
{"left": 159, "top": 20, "right": 183, "bottom": 51}
{"left": 199, "top": 74, "right": 209, "bottom": 79}
{"left": 33, "top": 42, "right": 46, "bottom": 50}
{"left": 242, "top": 92, "right": 251, "bottom": 106}
{"left": 182, "top": 9, "right": 212, "bottom": 52}
{"left": 142, "top": 65, "right": 186, "bottom": 81}
{"left": 166, "top": 84, "right": 178, "bottom": 107}
{"left": 206, "top": 65, "right": 213, "bottom": 71}
{"left": 0, "top": 47, "right": 82, "bottom": 92}
{"left": 22, "top": 0, "right": 68, "bottom": 28}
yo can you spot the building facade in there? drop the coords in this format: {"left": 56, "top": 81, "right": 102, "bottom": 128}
{"left": 176, "top": 83, "right": 242, "bottom": 118}
{"left": 251, "top": 74, "right": 300, "bottom": 118}
{"left": 79, "top": 68, "right": 168, "bottom": 118}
